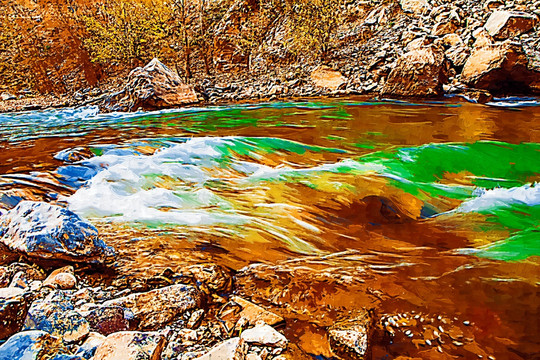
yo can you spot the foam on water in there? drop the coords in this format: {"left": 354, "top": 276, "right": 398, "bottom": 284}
{"left": 456, "top": 183, "right": 540, "bottom": 213}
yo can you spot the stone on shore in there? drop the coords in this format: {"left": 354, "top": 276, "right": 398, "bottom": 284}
{"left": 382, "top": 46, "right": 448, "bottom": 97}
{"left": 102, "top": 58, "right": 199, "bottom": 112}
{"left": 461, "top": 41, "right": 540, "bottom": 93}
{"left": 80, "top": 305, "right": 134, "bottom": 335}
{"left": 44, "top": 267, "right": 77, "bottom": 290}
{"left": 240, "top": 324, "right": 288, "bottom": 348}
{"left": 0, "top": 330, "right": 62, "bottom": 360}
{"left": 183, "top": 263, "right": 233, "bottom": 293}
{"left": 228, "top": 296, "right": 283, "bottom": 327}
{"left": 0, "top": 287, "right": 29, "bottom": 340}
{"left": 310, "top": 66, "right": 347, "bottom": 91}
{"left": 194, "top": 337, "right": 247, "bottom": 360}
{"left": 484, "top": 11, "right": 539, "bottom": 40}
{"left": 0, "top": 201, "right": 115, "bottom": 263}
{"left": 328, "top": 310, "right": 373, "bottom": 360}
{"left": 75, "top": 332, "right": 106, "bottom": 359}
{"left": 102, "top": 284, "right": 203, "bottom": 329}
{"left": 23, "top": 290, "right": 90, "bottom": 343}
{"left": 93, "top": 331, "right": 166, "bottom": 360}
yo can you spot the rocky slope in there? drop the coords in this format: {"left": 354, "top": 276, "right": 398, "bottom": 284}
{"left": 1, "top": 0, "right": 539, "bottom": 112}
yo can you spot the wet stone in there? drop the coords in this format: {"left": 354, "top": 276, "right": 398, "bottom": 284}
{"left": 183, "top": 263, "right": 232, "bottom": 293}
{"left": 93, "top": 331, "right": 167, "bottom": 360}
{"left": 328, "top": 310, "right": 373, "bottom": 360}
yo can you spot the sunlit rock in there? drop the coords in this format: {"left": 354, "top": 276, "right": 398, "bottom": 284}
{"left": 101, "top": 58, "right": 199, "bottom": 112}
{"left": 328, "top": 310, "right": 373, "bottom": 360}
{"left": 461, "top": 41, "right": 540, "bottom": 93}
{"left": 311, "top": 66, "right": 347, "bottom": 91}
{"left": 484, "top": 11, "right": 539, "bottom": 40}
{"left": 240, "top": 324, "right": 288, "bottom": 348}
{"left": 382, "top": 46, "right": 448, "bottom": 97}
{"left": 93, "top": 331, "right": 166, "bottom": 360}
{"left": 102, "top": 284, "right": 202, "bottom": 329}
{"left": 194, "top": 337, "right": 247, "bottom": 360}
{"left": 44, "top": 267, "right": 77, "bottom": 290}
{"left": 75, "top": 332, "right": 106, "bottom": 359}
{"left": 0, "top": 201, "right": 115, "bottom": 263}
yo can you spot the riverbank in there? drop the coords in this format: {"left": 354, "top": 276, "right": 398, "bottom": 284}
{"left": 1, "top": 0, "right": 539, "bottom": 114}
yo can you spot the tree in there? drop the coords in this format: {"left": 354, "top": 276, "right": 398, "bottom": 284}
{"left": 82, "top": 0, "right": 173, "bottom": 67}
{"left": 286, "top": 0, "right": 345, "bottom": 58}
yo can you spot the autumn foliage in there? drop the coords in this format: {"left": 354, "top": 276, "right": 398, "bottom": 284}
{"left": 0, "top": 0, "right": 349, "bottom": 93}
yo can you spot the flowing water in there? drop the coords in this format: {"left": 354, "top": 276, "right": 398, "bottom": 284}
{"left": 0, "top": 97, "right": 539, "bottom": 359}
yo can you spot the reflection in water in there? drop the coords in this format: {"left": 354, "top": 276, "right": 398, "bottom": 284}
{"left": 0, "top": 98, "right": 539, "bottom": 359}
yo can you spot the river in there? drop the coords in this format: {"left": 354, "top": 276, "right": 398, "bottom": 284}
{"left": 0, "top": 97, "right": 538, "bottom": 359}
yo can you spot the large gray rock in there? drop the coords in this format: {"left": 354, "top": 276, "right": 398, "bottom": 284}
{"left": 102, "top": 284, "right": 203, "bottom": 329}
{"left": 102, "top": 58, "right": 199, "bottom": 112}
{"left": 0, "top": 201, "right": 114, "bottom": 263}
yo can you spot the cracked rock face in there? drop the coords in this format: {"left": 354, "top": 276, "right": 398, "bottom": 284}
{"left": 0, "top": 201, "right": 115, "bottom": 263}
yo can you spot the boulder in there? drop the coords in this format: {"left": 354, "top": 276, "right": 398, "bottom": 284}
{"left": 93, "top": 331, "right": 166, "bottom": 360}
{"left": 399, "top": 0, "right": 430, "bottom": 15}
{"left": 194, "top": 337, "right": 247, "bottom": 360}
{"left": 484, "top": 11, "right": 539, "bottom": 40}
{"left": 0, "top": 287, "right": 29, "bottom": 340}
{"left": 102, "top": 284, "right": 202, "bottom": 329}
{"left": 310, "top": 66, "right": 347, "bottom": 91}
{"left": 461, "top": 41, "right": 540, "bottom": 94}
{"left": 446, "top": 45, "right": 470, "bottom": 67}
{"left": 219, "top": 296, "right": 284, "bottom": 330}
{"left": 328, "top": 310, "right": 374, "bottom": 360}
{"left": 8, "top": 263, "right": 46, "bottom": 289}
{"left": 240, "top": 324, "right": 288, "bottom": 348}
{"left": 0, "top": 201, "right": 115, "bottom": 263}
{"left": 80, "top": 305, "right": 134, "bottom": 335}
{"left": 75, "top": 332, "right": 106, "bottom": 359}
{"left": 182, "top": 263, "right": 232, "bottom": 293}
{"left": 23, "top": 290, "right": 90, "bottom": 343}
{"left": 0, "top": 330, "right": 62, "bottom": 360}
{"left": 382, "top": 46, "right": 448, "bottom": 97}
{"left": 44, "top": 266, "right": 77, "bottom": 290}
{"left": 102, "top": 58, "right": 199, "bottom": 112}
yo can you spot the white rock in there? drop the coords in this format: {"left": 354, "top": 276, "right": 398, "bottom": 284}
{"left": 240, "top": 324, "right": 288, "bottom": 348}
